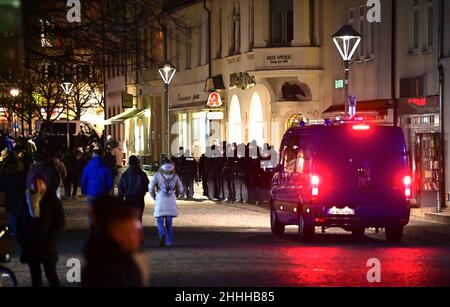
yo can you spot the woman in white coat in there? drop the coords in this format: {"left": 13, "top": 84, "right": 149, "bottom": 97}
{"left": 149, "top": 160, "right": 184, "bottom": 247}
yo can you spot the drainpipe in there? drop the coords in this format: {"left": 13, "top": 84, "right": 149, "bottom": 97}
{"left": 438, "top": 0, "right": 446, "bottom": 211}
{"left": 391, "top": 0, "right": 398, "bottom": 127}
{"left": 203, "top": 0, "right": 212, "bottom": 78}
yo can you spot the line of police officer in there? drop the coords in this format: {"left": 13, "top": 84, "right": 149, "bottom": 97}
{"left": 171, "top": 141, "right": 278, "bottom": 204}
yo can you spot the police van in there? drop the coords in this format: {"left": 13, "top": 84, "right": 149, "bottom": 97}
{"left": 270, "top": 122, "right": 411, "bottom": 243}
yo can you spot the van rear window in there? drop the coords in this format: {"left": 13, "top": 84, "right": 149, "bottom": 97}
{"left": 317, "top": 127, "right": 407, "bottom": 187}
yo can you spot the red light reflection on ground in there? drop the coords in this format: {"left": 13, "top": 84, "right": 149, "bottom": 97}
{"left": 277, "top": 246, "right": 450, "bottom": 287}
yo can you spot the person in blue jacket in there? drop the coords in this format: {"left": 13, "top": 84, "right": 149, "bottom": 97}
{"left": 81, "top": 149, "right": 114, "bottom": 225}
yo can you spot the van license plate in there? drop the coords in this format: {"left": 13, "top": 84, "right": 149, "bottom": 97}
{"left": 328, "top": 206, "right": 355, "bottom": 216}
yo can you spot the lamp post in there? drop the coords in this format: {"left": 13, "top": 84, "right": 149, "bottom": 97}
{"left": 158, "top": 63, "right": 176, "bottom": 158}
{"left": 60, "top": 80, "right": 74, "bottom": 152}
{"left": 10, "top": 88, "right": 19, "bottom": 138}
{"left": 332, "top": 25, "right": 362, "bottom": 119}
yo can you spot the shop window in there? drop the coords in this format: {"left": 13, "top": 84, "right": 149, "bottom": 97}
{"left": 270, "top": 0, "right": 293, "bottom": 46}
{"left": 228, "top": 95, "right": 242, "bottom": 144}
{"left": 249, "top": 92, "right": 264, "bottom": 146}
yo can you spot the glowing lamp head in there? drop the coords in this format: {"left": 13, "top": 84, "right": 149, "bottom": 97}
{"left": 10, "top": 88, "right": 20, "bottom": 97}
{"left": 332, "top": 25, "right": 362, "bottom": 61}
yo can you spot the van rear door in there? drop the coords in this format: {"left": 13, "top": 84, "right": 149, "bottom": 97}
{"left": 315, "top": 126, "right": 408, "bottom": 211}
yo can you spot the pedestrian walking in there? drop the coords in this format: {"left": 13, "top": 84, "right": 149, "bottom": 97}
{"left": 0, "top": 155, "right": 27, "bottom": 235}
{"left": 118, "top": 156, "right": 150, "bottom": 223}
{"left": 110, "top": 142, "right": 123, "bottom": 181}
{"left": 149, "top": 160, "right": 183, "bottom": 247}
{"left": 81, "top": 149, "right": 114, "bottom": 225}
{"left": 16, "top": 172, "right": 65, "bottom": 287}
{"left": 82, "top": 196, "right": 148, "bottom": 287}
{"left": 49, "top": 151, "right": 67, "bottom": 200}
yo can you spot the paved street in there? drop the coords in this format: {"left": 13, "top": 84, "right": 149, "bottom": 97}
{"left": 6, "top": 196, "right": 450, "bottom": 287}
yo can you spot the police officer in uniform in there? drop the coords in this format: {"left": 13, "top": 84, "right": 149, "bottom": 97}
{"left": 180, "top": 150, "right": 198, "bottom": 199}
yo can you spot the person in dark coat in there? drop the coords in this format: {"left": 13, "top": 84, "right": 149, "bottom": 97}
{"left": 81, "top": 196, "right": 148, "bottom": 287}
{"left": 16, "top": 172, "right": 65, "bottom": 287}
{"left": 118, "top": 156, "right": 150, "bottom": 223}
{"left": 179, "top": 150, "right": 198, "bottom": 199}
{"left": 27, "top": 151, "right": 60, "bottom": 194}
{"left": 198, "top": 153, "right": 208, "bottom": 197}
{"left": 0, "top": 155, "right": 27, "bottom": 234}
{"left": 62, "top": 149, "right": 78, "bottom": 198}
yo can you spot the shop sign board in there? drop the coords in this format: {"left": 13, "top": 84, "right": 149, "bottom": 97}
{"left": 122, "top": 92, "right": 133, "bottom": 108}
{"left": 207, "top": 92, "right": 223, "bottom": 108}
{"left": 207, "top": 112, "right": 224, "bottom": 120}
{"left": 265, "top": 54, "right": 294, "bottom": 66}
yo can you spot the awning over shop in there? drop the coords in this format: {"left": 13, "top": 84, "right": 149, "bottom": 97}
{"left": 105, "top": 108, "right": 145, "bottom": 124}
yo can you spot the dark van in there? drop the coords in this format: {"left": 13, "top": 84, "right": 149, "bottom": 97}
{"left": 270, "top": 123, "right": 411, "bottom": 242}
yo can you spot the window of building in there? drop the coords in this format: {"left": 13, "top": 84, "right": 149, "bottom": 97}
{"left": 185, "top": 27, "right": 192, "bottom": 70}
{"left": 249, "top": 0, "right": 254, "bottom": 48}
{"left": 229, "top": 0, "right": 240, "bottom": 55}
{"left": 366, "top": 18, "right": 376, "bottom": 58}
{"left": 198, "top": 24, "right": 203, "bottom": 66}
{"left": 357, "top": 6, "right": 366, "bottom": 61}
{"left": 216, "top": 6, "right": 222, "bottom": 59}
{"left": 424, "top": 0, "right": 434, "bottom": 51}
{"left": 410, "top": 0, "right": 420, "bottom": 53}
{"left": 309, "top": 0, "right": 317, "bottom": 46}
{"left": 270, "top": 0, "right": 293, "bottom": 46}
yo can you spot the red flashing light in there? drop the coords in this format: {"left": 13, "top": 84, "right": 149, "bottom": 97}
{"left": 311, "top": 175, "right": 320, "bottom": 198}
{"left": 352, "top": 125, "right": 370, "bottom": 131}
{"left": 404, "top": 176, "right": 412, "bottom": 200}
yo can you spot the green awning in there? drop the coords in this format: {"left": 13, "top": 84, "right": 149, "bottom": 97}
{"left": 105, "top": 108, "right": 144, "bottom": 124}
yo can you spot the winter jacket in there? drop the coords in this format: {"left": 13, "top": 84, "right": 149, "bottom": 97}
{"left": 16, "top": 191, "right": 65, "bottom": 263}
{"left": 118, "top": 165, "right": 149, "bottom": 199}
{"left": 27, "top": 161, "right": 61, "bottom": 193}
{"left": 0, "top": 172, "right": 26, "bottom": 215}
{"left": 149, "top": 164, "right": 183, "bottom": 218}
{"left": 0, "top": 159, "right": 27, "bottom": 216}
{"left": 81, "top": 156, "right": 114, "bottom": 197}
{"left": 50, "top": 157, "right": 67, "bottom": 186}
{"left": 82, "top": 231, "right": 146, "bottom": 287}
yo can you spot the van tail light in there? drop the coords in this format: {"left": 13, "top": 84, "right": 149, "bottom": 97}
{"left": 311, "top": 175, "right": 320, "bottom": 200}
{"left": 403, "top": 176, "right": 412, "bottom": 200}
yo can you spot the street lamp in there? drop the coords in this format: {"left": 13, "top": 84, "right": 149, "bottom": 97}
{"left": 158, "top": 63, "right": 176, "bottom": 158}
{"left": 332, "top": 25, "right": 362, "bottom": 119}
{"left": 61, "top": 80, "right": 74, "bottom": 151}
{"left": 10, "top": 88, "right": 19, "bottom": 97}
{"left": 10, "top": 88, "right": 20, "bottom": 138}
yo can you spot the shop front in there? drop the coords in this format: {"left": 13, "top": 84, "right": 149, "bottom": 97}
{"left": 169, "top": 91, "right": 226, "bottom": 159}
{"left": 399, "top": 96, "right": 441, "bottom": 208}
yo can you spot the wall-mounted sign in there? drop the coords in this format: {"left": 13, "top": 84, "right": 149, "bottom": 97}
{"left": 122, "top": 92, "right": 133, "bottom": 108}
{"left": 207, "top": 92, "right": 223, "bottom": 108}
{"left": 335, "top": 79, "right": 344, "bottom": 89}
{"left": 229, "top": 72, "right": 256, "bottom": 90}
{"left": 207, "top": 111, "right": 224, "bottom": 120}
{"left": 265, "top": 54, "right": 294, "bottom": 66}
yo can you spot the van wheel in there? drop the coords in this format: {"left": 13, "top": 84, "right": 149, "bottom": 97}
{"left": 298, "top": 215, "right": 315, "bottom": 242}
{"left": 270, "top": 209, "right": 285, "bottom": 236}
{"left": 385, "top": 226, "right": 404, "bottom": 243}
{"left": 351, "top": 227, "right": 365, "bottom": 238}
